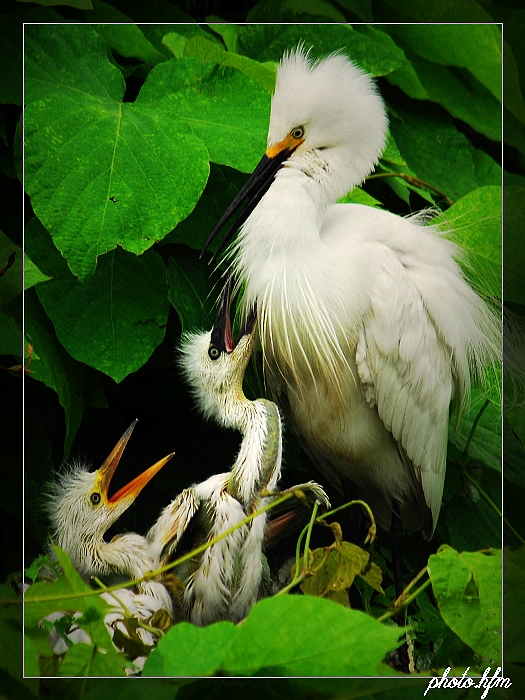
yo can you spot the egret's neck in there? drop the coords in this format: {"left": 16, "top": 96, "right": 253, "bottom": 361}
{"left": 226, "top": 398, "right": 282, "bottom": 509}
{"left": 238, "top": 167, "right": 326, "bottom": 261}
{"left": 98, "top": 534, "right": 156, "bottom": 581}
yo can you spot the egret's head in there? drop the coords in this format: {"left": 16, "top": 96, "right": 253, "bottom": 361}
{"left": 201, "top": 46, "right": 388, "bottom": 261}
{"left": 179, "top": 275, "right": 257, "bottom": 426}
{"left": 47, "top": 421, "right": 173, "bottom": 569}
{"left": 267, "top": 47, "right": 388, "bottom": 196}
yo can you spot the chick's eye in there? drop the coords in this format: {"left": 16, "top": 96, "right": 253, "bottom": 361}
{"left": 90, "top": 492, "right": 101, "bottom": 505}
{"left": 208, "top": 346, "right": 221, "bottom": 360}
{"left": 291, "top": 126, "right": 304, "bottom": 139}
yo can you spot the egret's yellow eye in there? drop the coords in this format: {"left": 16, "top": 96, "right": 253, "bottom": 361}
{"left": 90, "top": 492, "right": 101, "bottom": 505}
{"left": 291, "top": 126, "right": 304, "bottom": 139}
{"left": 208, "top": 346, "right": 221, "bottom": 360}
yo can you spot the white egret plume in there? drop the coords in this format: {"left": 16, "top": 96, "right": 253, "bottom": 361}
{"left": 148, "top": 278, "right": 330, "bottom": 625}
{"left": 201, "top": 47, "right": 500, "bottom": 584}
{"left": 47, "top": 419, "right": 175, "bottom": 615}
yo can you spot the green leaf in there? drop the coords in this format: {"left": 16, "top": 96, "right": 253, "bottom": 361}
{"left": 433, "top": 186, "right": 501, "bottom": 300}
{"left": 19, "top": 0, "right": 93, "bottom": 8}
{"left": 207, "top": 21, "right": 241, "bottom": 53}
{"left": 333, "top": 0, "right": 372, "bottom": 21}
{"left": 24, "top": 24, "right": 124, "bottom": 104}
{"left": 503, "top": 186, "right": 525, "bottom": 305}
{"left": 25, "top": 554, "right": 54, "bottom": 584}
{"left": 26, "top": 218, "right": 169, "bottom": 383}
{"left": 0, "top": 619, "right": 24, "bottom": 685}
{"left": 381, "top": 132, "right": 407, "bottom": 167}
{"left": 339, "top": 188, "right": 382, "bottom": 208}
{"left": 24, "top": 252, "right": 52, "bottom": 291}
{"left": 383, "top": 24, "right": 502, "bottom": 104}
{"left": 143, "top": 621, "right": 236, "bottom": 676}
{"left": 397, "top": 52, "right": 501, "bottom": 141}
{"left": 503, "top": 413, "right": 525, "bottom": 489}
{"left": 145, "top": 596, "right": 401, "bottom": 677}
{"left": 411, "top": 590, "right": 474, "bottom": 671}
{"left": 0, "top": 307, "right": 21, "bottom": 357}
{"left": 446, "top": 468, "right": 502, "bottom": 552}
{"left": 25, "top": 546, "right": 116, "bottom": 656}
{"left": 23, "top": 635, "right": 40, "bottom": 678}
{"left": 24, "top": 287, "right": 85, "bottom": 457}
{"left": 0, "top": 231, "right": 21, "bottom": 307}
{"left": 503, "top": 546, "right": 525, "bottom": 665}
{"left": 142, "top": 22, "right": 219, "bottom": 59}
{"left": 0, "top": 670, "right": 38, "bottom": 700}
{"left": 93, "top": 24, "right": 166, "bottom": 67}
{"left": 24, "top": 575, "right": 94, "bottom": 631}
{"left": 354, "top": 26, "right": 428, "bottom": 100}
{"left": 503, "top": 39, "right": 525, "bottom": 126}
{"left": 223, "top": 596, "right": 402, "bottom": 676}
{"left": 428, "top": 546, "right": 502, "bottom": 660}
{"left": 448, "top": 388, "right": 501, "bottom": 472}
{"left": 0, "top": 11, "right": 24, "bottom": 106}
{"left": 180, "top": 36, "right": 276, "bottom": 93}
{"left": 167, "top": 251, "right": 216, "bottom": 333}
{"left": 300, "top": 546, "right": 362, "bottom": 600}
{"left": 57, "top": 642, "right": 127, "bottom": 677}
{"left": 390, "top": 105, "right": 501, "bottom": 202}
{"left": 83, "top": 678, "right": 186, "bottom": 700}
{"left": 24, "top": 24, "right": 210, "bottom": 280}
{"left": 247, "top": 0, "right": 346, "bottom": 22}
{"left": 163, "top": 163, "right": 248, "bottom": 251}
{"left": 136, "top": 58, "right": 270, "bottom": 173}
{"left": 237, "top": 24, "right": 405, "bottom": 78}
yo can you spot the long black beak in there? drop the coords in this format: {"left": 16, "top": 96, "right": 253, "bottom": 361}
{"left": 210, "top": 273, "right": 257, "bottom": 353}
{"left": 200, "top": 147, "right": 294, "bottom": 264}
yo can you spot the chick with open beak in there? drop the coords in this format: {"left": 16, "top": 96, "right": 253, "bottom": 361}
{"left": 47, "top": 420, "right": 174, "bottom": 613}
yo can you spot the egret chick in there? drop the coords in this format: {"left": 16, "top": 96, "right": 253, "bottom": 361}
{"left": 148, "top": 278, "right": 330, "bottom": 624}
{"left": 203, "top": 48, "right": 500, "bottom": 586}
{"left": 47, "top": 420, "right": 175, "bottom": 615}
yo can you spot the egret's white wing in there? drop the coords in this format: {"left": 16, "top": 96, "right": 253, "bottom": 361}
{"left": 356, "top": 245, "right": 453, "bottom": 534}
{"left": 147, "top": 488, "right": 200, "bottom": 564}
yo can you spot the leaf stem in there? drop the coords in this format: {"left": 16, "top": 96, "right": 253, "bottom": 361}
{"left": 459, "top": 399, "right": 489, "bottom": 463}
{"left": 376, "top": 578, "right": 432, "bottom": 623}
{"left": 316, "top": 499, "right": 377, "bottom": 543}
{"left": 278, "top": 504, "right": 319, "bottom": 596}
{"left": 365, "top": 172, "right": 454, "bottom": 206}
{"left": 302, "top": 500, "right": 319, "bottom": 571}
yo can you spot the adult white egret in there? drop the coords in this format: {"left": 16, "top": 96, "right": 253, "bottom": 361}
{"left": 202, "top": 48, "right": 500, "bottom": 594}
{"left": 47, "top": 420, "right": 175, "bottom": 615}
{"left": 148, "top": 279, "right": 329, "bottom": 625}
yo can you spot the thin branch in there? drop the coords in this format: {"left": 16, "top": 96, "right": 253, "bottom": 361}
{"left": 376, "top": 578, "right": 432, "bottom": 623}
{"left": 365, "top": 172, "right": 455, "bottom": 206}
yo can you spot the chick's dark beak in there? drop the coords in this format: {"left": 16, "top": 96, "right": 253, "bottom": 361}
{"left": 210, "top": 274, "right": 257, "bottom": 354}
{"left": 210, "top": 275, "right": 234, "bottom": 353}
